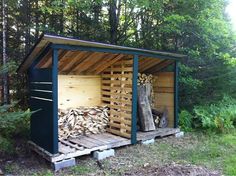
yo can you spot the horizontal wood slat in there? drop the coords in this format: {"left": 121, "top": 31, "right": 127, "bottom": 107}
{"left": 101, "top": 58, "right": 133, "bottom": 138}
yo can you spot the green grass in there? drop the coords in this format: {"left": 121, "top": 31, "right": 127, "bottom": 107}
{"left": 155, "top": 132, "right": 236, "bottom": 175}
{"left": 71, "top": 164, "right": 95, "bottom": 175}
{"left": 2, "top": 131, "right": 236, "bottom": 175}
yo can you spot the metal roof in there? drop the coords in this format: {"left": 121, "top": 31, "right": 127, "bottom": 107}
{"left": 18, "top": 34, "right": 186, "bottom": 73}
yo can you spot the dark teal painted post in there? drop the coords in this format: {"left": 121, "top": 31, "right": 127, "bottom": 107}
{"left": 52, "top": 49, "right": 59, "bottom": 154}
{"left": 174, "top": 61, "right": 179, "bottom": 128}
{"left": 131, "top": 55, "right": 138, "bottom": 144}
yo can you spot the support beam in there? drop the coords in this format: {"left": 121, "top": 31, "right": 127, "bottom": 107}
{"left": 52, "top": 49, "right": 59, "bottom": 154}
{"left": 51, "top": 44, "right": 180, "bottom": 61}
{"left": 31, "top": 44, "right": 52, "bottom": 69}
{"left": 95, "top": 54, "right": 125, "bottom": 74}
{"left": 69, "top": 52, "right": 102, "bottom": 74}
{"left": 174, "top": 61, "right": 179, "bottom": 128}
{"left": 59, "top": 51, "right": 89, "bottom": 73}
{"left": 131, "top": 55, "right": 138, "bottom": 144}
{"left": 139, "top": 59, "right": 162, "bottom": 72}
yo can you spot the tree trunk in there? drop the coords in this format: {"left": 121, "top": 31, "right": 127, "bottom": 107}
{"left": 35, "top": 0, "right": 39, "bottom": 42}
{"left": 108, "top": 0, "right": 121, "bottom": 44}
{"left": 24, "top": 0, "right": 31, "bottom": 54}
{"left": 2, "top": 0, "right": 9, "bottom": 104}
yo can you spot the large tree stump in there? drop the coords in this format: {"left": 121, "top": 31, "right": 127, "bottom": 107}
{"left": 138, "top": 84, "right": 155, "bottom": 131}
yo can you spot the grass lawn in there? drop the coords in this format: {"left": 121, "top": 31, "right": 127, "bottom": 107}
{"left": 2, "top": 131, "right": 236, "bottom": 175}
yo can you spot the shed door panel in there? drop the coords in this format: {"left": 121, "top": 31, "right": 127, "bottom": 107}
{"left": 28, "top": 68, "right": 57, "bottom": 154}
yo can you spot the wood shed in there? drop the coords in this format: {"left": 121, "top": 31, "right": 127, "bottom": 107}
{"left": 18, "top": 34, "right": 185, "bottom": 162}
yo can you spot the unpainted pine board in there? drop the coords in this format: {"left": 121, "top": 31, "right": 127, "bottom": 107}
{"left": 102, "top": 80, "right": 132, "bottom": 85}
{"left": 58, "top": 75, "right": 102, "bottom": 109}
{"left": 88, "top": 133, "right": 119, "bottom": 143}
{"left": 154, "top": 87, "right": 174, "bottom": 93}
{"left": 104, "top": 67, "right": 133, "bottom": 72}
{"left": 58, "top": 50, "right": 74, "bottom": 70}
{"left": 101, "top": 97, "right": 132, "bottom": 105}
{"left": 95, "top": 54, "right": 125, "bottom": 74}
{"left": 69, "top": 138, "right": 99, "bottom": 149}
{"left": 59, "top": 51, "right": 89, "bottom": 73}
{"left": 108, "top": 104, "right": 132, "bottom": 112}
{"left": 102, "top": 74, "right": 133, "bottom": 79}
{"left": 153, "top": 73, "right": 174, "bottom": 88}
{"left": 139, "top": 58, "right": 162, "bottom": 72}
{"left": 79, "top": 136, "right": 106, "bottom": 146}
{"left": 109, "top": 122, "right": 131, "bottom": 131}
{"left": 88, "top": 53, "right": 115, "bottom": 73}
{"left": 147, "top": 60, "right": 174, "bottom": 74}
{"left": 106, "top": 128, "right": 131, "bottom": 138}
{"left": 20, "top": 40, "right": 49, "bottom": 72}
{"left": 40, "top": 49, "right": 68, "bottom": 69}
{"left": 102, "top": 91, "right": 132, "bottom": 98}
{"left": 154, "top": 93, "right": 174, "bottom": 107}
{"left": 35, "top": 49, "right": 52, "bottom": 68}
{"left": 109, "top": 116, "right": 132, "bottom": 125}
{"left": 73, "top": 52, "right": 106, "bottom": 74}
{"left": 102, "top": 86, "right": 132, "bottom": 92}
{"left": 59, "top": 142, "right": 76, "bottom": 154}
{"left": 87, "top": 134, "right": 113, "bottom": 144}
{"left": 41, "top": 49, "right": 64, "bottom": 68}
{"left": 60, "top": 140, "right": 84, "bottom": 150}
{"left": 110, "top": 109, "right": 132, "bottom": 117}
{"left": 50, "top": 145, "right": 109, "bottom": 162}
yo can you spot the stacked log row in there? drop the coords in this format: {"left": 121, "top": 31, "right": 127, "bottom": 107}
{"left": 58, "top": 106, "right": 109, "bottom": 140}
{"left": 138, "top": 73, "right": 153, "bottom": 85}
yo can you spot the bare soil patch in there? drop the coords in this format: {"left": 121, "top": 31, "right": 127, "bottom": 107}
{"left": 124, "top": 163, "right": 221, "bottom": 176}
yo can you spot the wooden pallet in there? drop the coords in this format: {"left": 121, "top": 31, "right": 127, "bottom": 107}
{"left": 29, "top": 128, "right": 180, "bottom": 163}
{"left": 29, "top": 132, "right": 131, "bottom": 163}
{"left": 137, "top": 128, "right": 180, "bottom": 141}
{"left": 102, "top": 58, "right": 133, "bottom": 139}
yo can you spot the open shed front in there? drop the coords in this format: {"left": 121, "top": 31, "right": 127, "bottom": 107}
{"left": 19, "top": 34, "right": 184, "bottom": 162}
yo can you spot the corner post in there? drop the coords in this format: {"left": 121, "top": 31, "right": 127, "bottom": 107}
{"left": 131, "top": 55, "right": 138, "bottom": 144}
{"left": 174, "top": 60, "right": 179, "bottom": 128}
{"left": 52, "top": 48, "right": 59, "bottom": 154}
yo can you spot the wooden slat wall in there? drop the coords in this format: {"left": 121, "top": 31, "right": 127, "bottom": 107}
{"left": 153, "top": 72, "right": 174, "bottom": 127}
{"left": 101, "top": 57, "right": 133, "bottom": 138}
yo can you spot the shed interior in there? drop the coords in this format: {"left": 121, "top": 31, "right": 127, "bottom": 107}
{"left": 33, "top": 49, "right": 177, "bottom": 156}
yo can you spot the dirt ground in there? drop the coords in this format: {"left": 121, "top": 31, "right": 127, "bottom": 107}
{"left": 124, "top": 163, "right": 220, "bottom": 176}
{"left": 0, "top": 134, "right": 222, "bottom": 176}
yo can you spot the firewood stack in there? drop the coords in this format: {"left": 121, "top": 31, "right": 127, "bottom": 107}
{"left": 58, "top": 106, "right": 109, "bottom": 140}
{"left": 138, "top": 73, "right": 153, "bottom": 85}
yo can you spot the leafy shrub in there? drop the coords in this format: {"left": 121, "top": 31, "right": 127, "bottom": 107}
{"left": 0, "top": 103, "right": 33, "bottom": 154}
{"left": 193, "top": 95, "right": 236, "bottom": 133}
{"left": 179, "top": 110, "right": 193, "bottom": 131}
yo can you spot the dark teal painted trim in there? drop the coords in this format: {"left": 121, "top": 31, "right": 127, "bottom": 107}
{"left": 174, "top": 61, "right": 179, "bottom": 128}
{"left": 52, "top": 49, "right": 59, "bottom": 154}
{"left": 29, "top": 44, "right": 52, "bottom": 70}
{"left": 131, "top": 55, "right": 138, "bottom": 144}
{"left": 51, "top": 44, "right": 180, "bottom": 61}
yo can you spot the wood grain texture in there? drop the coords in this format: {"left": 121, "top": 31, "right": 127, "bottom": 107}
{"left": 153, "top": 72, "right": 174, "bottom": 127}
{"left": 101, "top": 58, "right": 133, "bottom": 138}
{"left": 58, "top": 75, "right": 102, "bottom": 109}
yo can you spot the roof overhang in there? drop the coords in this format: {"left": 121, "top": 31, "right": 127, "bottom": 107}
{"left": 18, "top": 34, "right": 186, "bottom": 73}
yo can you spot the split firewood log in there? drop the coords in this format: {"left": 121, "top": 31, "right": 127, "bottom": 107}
{"left": 58, "top": 106, "right": 109, "bottom": 140}
{"left": 138, "top": 73, "right": 153, "bottom": 85}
